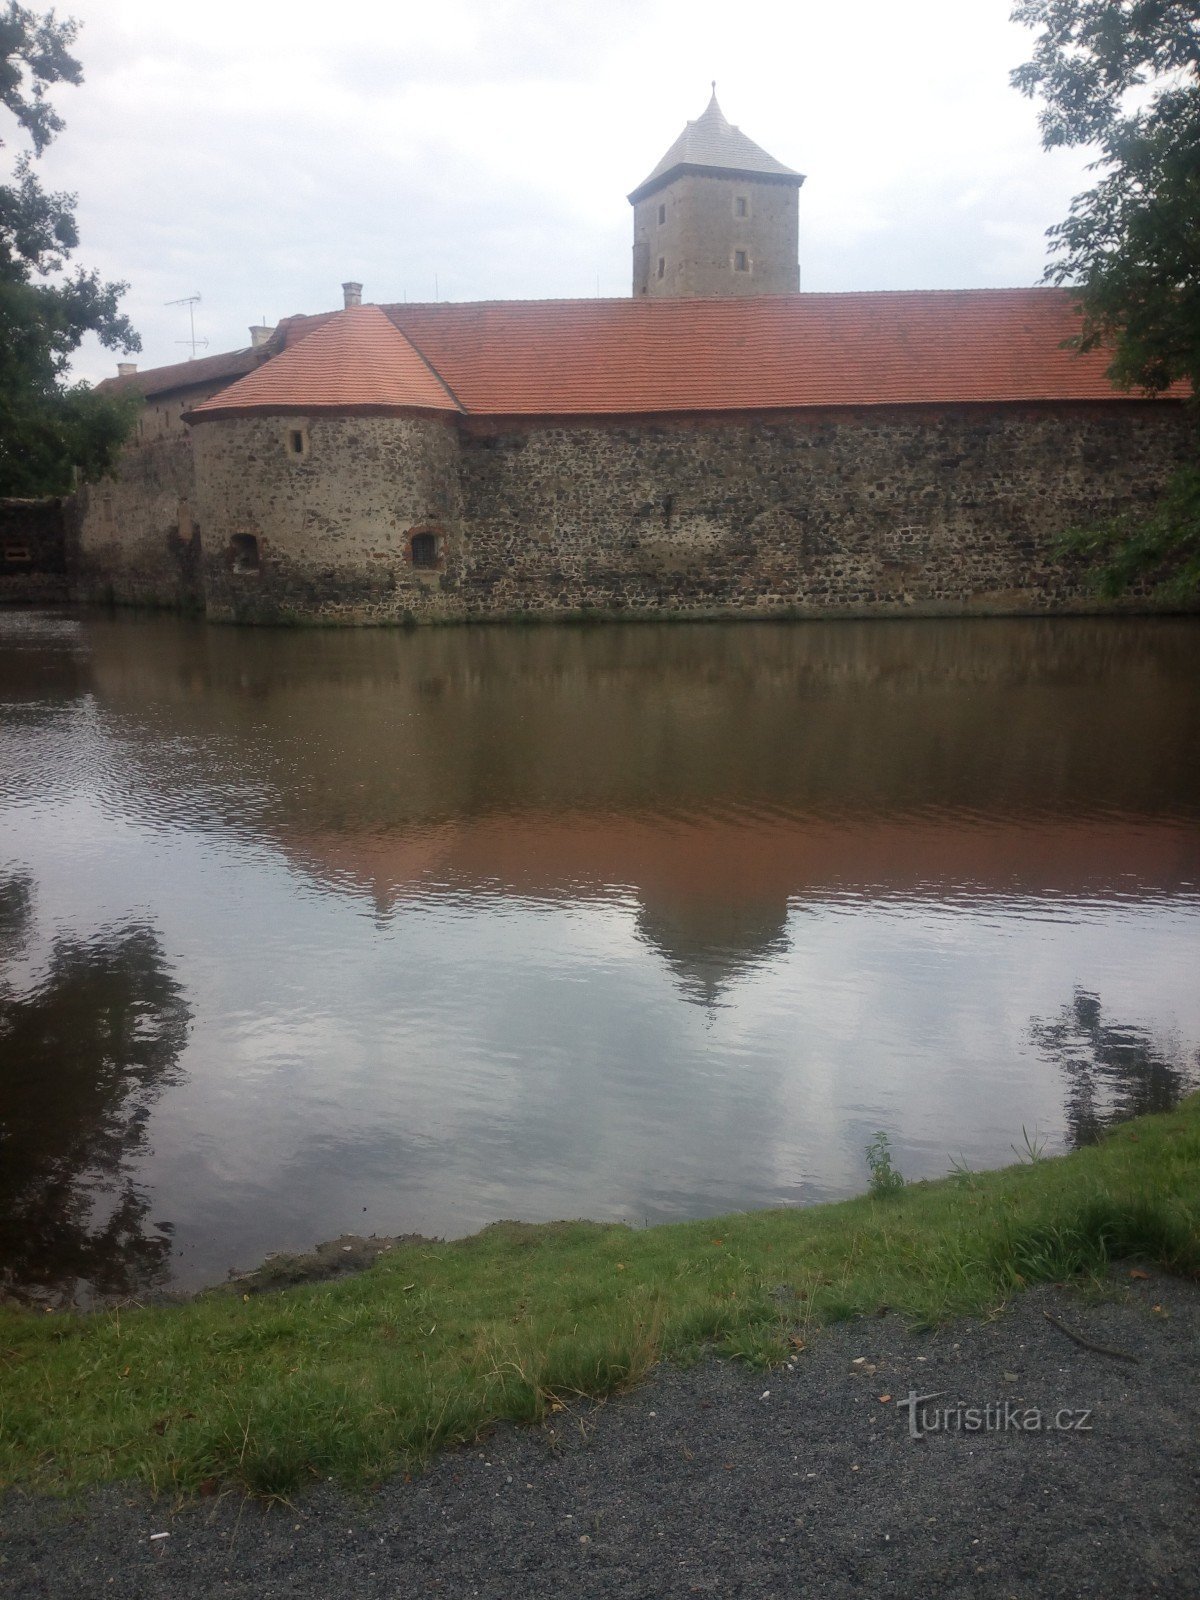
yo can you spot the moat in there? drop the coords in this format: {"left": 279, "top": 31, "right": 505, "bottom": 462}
{"left": 1, "top": 611, "right": 1198, "bottom": 1300}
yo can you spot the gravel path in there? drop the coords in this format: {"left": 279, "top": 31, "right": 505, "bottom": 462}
{"left": 3, "top": 1271, "right": 1198, "bottom": 1598}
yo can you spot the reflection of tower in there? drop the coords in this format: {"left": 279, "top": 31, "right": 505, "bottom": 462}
{"left": 635, "top": 893, "right": 791, "bottom": 1008}
{"left": 630, "top": 87, "right": 805, "bottom": 299}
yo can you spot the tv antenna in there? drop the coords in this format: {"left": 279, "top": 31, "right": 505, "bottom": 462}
{"left": 165, "top": 293, "right": 208, "bottom": 359}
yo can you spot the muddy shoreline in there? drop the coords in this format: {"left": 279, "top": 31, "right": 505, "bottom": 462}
{"left": 0, "top": 1232, "right": 432, "bottom": 1313}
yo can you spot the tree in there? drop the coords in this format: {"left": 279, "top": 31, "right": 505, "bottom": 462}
{"left": 0, "top": 3, "right": 140, "bottom": 497}
{"left": 1011, "top": 0, "right": 1200, "bottom": 597}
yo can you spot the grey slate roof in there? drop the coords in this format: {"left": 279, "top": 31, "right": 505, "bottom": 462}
{"left": 628, "top": 91, "right": 803, "bottom": 203}
{"left": 96, "top": 346, "right": 264, "bottom": 399}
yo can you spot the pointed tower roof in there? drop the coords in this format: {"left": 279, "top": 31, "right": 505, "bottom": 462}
{"left": 628, "top": 89, "right": 804, "bottom": 204}
{"left": 188, "top": 304, "right": 461, "bottom": 419}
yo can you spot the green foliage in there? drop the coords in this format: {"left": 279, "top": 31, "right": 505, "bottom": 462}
{"left": 1055, "top": 461, "right": 1200, "bottom": 596}
{"left": 0, "top": 3, "right": 83, "bottom": 156}
{"left": 1011, "top": 1, "right": 1200, "bottom": 595}
{"left": 0, "top": 3, "right": 139, "bottom": 495}
{"left": 864, "top": 1131, "right": 906, "bottom": 1196}
{"left": 1011, "top": 0, "right": 1200, "bottom": 394}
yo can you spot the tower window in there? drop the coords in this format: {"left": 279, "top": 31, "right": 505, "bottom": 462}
{"left": 288, "top": 429, "right": 306, "bottom": 456}
{"left": 657, "top": 257, "right": 665, "bottom": 280}
{"left": 657, "top": 203, "right": 666, "bottom": 225}
{"left": 410, "top": 531, "right": 438, "bottom": 569}
{"left": 735, "top": 195, "right": 748, "bottom": 217}
{"left": 734, "top": 250, "right": 749, "bottom": 272}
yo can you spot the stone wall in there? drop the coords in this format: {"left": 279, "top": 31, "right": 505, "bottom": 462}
{"left": 81, "top": 398, "right": 1195, "bottom": 623}
{"left": 450, "top": 402, "right": 1192, "bottom": 618}
{"left": 191, "top": 413, "right": 463, "bottom": 623}
{"left": 73, "top": 433, "right": 201, "bottom": 608}
{"left": 0, "top": 498, "right": 68, "bottom": 605}
{"left": 72, "top": 376, "right": 244, "bottom": 609}
{"left": 632, "top": 173, "right": 799, "bottom": 298}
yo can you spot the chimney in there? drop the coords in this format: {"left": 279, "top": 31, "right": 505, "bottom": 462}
{"left": 117, "top": 362, "right": 138, "bottom": 377}
{"left": 249, "top": 324, "right": 274, "bottom": 347}
{"left": 342, "top": 281, "right": 363, "bottom": 309}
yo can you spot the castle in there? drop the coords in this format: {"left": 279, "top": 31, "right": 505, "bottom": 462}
{"left": 70, "top": 93, "right": 1190, "bottom": 623}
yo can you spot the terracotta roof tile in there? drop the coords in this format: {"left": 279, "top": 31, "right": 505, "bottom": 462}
{"left": 179, "top": 289, "right": 1178, "bottom": 424}
{"left": 188, "top": 305, "right": 460, "bottom": 419}
{"left": 386, "top": 289, "right": 1155, "bottom": 414}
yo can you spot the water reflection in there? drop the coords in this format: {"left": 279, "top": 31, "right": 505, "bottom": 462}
{"left": 0, "top": 880, "right": 190, "bottom": 1299}
{"left": 0, "top": 611, "right": 1198, "bottom": 1291}
{"left": 636, "top": 894, "right": 791, "bottom": 1009}
{"left": 0, "top": 871, "right": 32, "bottom": 961}
{"left": 1030, "top": 989, "right": 1200, "bottom": 1149}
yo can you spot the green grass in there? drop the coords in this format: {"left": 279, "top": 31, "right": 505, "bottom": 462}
{"left": 2, "top": 1095, "right": 1198, "bottom": 1499}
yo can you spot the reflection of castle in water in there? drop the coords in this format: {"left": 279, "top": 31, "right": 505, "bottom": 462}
{"left": 4, "top": 612, "right": 1200, "bottom": 1297}
{"left": 73, "top": 614, "right": 1200, "bottom": 1003}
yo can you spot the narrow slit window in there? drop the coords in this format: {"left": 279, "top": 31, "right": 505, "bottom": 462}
{"left": 657, "top": 256, "right": 665, "bottom": 280}
{"left": 735, "top": 196, "right": 748, "bottom": 218}
{"left": 657, "top": 203, "right": 666, "bottom": 225}
{"left": 4, "top": 544, "right": 32, "bottom": 563}
{"left": 288, "top": 429, "right": 305, "bottom": 456}
{"left": 734, "top": 249, "right": 749, "bottom": 272}
{"left": 411, "top": 532, "right": 438, "bottom": 569}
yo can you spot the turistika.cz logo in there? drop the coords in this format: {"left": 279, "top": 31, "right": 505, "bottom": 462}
{"left": 898, "top": 1391, "right": 1094, "bottom": 1440}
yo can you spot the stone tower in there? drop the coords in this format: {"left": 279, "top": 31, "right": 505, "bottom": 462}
{"left": 629, "top": 89, "right": 804, "bottom": 299}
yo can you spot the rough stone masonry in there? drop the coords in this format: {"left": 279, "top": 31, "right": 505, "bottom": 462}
{"left": 175, "top": 400, "right": 1192, "bottom": 626}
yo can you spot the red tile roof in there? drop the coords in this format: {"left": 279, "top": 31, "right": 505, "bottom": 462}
{"left": 387, "top": 290, "right": 1149, "bottom": 414}
{"left": 189, "top": 305, "right": 460, "bottom": 418}
{"left": 186, "top": 289, "right": 1178, "bottom": 423}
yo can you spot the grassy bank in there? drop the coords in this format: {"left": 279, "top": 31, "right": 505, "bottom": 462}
{"left": 2, "top": 1096, "right": 1198, "bottom": 1499}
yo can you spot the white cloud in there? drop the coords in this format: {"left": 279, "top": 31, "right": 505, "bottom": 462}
{"left": 10, "top": 0, "right": 1100, "bottom": 380}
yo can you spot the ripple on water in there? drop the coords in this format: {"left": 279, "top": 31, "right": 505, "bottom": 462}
{"left": 2, "top": 612, "right": 1199, "bottom": 1293}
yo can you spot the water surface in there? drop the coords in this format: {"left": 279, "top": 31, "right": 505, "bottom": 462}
{"left": 1, "top": 611, "right": 1197, "bottom": 1296}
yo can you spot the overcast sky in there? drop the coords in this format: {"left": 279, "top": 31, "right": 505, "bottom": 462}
{"left": 23, "top": 0, "right": 1095, "bottom": 382}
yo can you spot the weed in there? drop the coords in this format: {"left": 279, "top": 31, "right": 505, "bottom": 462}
{"left": 865, "top": 1131, "right": 906, "bottom": 1197}
{"left": 948, "top": 1153, "right": 977, "bottom": 1190}
{"left": 1011, "top": 1125, "right": 1049, "bottom": 1164}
